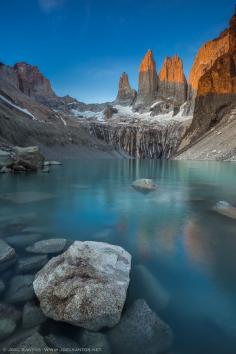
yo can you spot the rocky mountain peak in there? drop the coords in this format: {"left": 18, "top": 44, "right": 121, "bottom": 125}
{"left": 14, "top": 62, "right": 56, "bottom": 99}
{"left": 159, "top": 55, "right": 186, "bottom": 84}
{"left": 135, "top": 50, "right": 158, "bottom": 107}
{"left": 139, "top": 50, "right": 156, "bottom": 73}
{"left": 116, "top": 72, "right": 136, "bottom": 105}
{"left": 158, "top": 55, "right": 187, "bottom": 104}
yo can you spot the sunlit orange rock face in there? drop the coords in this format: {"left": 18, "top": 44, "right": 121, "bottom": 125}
{"left": 159, "top": 55, "right": 187, "bottom": 103}
{"left": 14, "top": 62, "right": 56, "bottom": 99}
{"left": 179, "top": 9, "right": 236, "bottom": 150}
{"left": 137, "top": 50, "right": 158, "bottom": 103}
{"left": 189, "top": 10, "right": 236, "bottom": 96}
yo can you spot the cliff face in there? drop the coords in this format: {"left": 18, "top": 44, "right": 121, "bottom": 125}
{"left": 87, "top": 120, "right": 189, "bottom": 159}
{"left": 189, "top": 10, "right": 236, "bottom": 97}
{"left": 135, "top": 50, "right": 158, "bottom": 108}
{"left": 116, "top": 72, "right": 136, "bottom": 105}
{"left": 14, "top": 62, "right": 56, "bottom": 101}
{"left": 159, "top": 55, "right": 187, "bottom": 104}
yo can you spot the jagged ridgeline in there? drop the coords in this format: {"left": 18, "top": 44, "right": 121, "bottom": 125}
{"left": 0, "top": 7, "right": 236, "bottom": 160}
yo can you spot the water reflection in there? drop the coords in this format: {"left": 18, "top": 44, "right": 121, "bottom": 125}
{"left": 1, "top": 159, "right": 236, "bottom": 353}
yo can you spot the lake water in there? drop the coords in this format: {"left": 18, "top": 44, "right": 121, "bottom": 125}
{"left": 1, "top": 159, "right": 236, "bottom": 354}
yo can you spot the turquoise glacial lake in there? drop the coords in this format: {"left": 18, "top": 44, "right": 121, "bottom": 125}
{"left": 1, "top": 159, "right": 236, "bottom": 354}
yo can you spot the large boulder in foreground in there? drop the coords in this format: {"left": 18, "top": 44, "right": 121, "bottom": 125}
{"left": 33, "top": 241, "right": 131, "bottom": 330}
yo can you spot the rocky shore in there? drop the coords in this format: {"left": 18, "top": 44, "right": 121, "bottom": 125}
{"left": 0, "top": 213, "right": 173, "bottom": 354}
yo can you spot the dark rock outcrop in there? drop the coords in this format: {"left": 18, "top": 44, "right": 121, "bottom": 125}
{"left": 134, "top": 50, "right": 158, "bottom": 109}
{"left": 14, "top": 62, "right": 56, "bottom": 101}
{"left": 116, "top": 72, "right": 136, "bottom": 105}
{"left": 158, "top": 55, "right": 187, "bottom": 104}
{"left": 103, "top": 105, "right": 118, "bottom": 120}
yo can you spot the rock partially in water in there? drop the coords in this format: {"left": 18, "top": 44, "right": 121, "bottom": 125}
{"left": 5, "top": 275, "right": 35, "bottom": 303}
{"left": 132, "top": 179, "right": 158, "bottom": 193}
{"left": 213, "top": 201, "right": 236, "bottom": 219}
{"left": 0, "top": 239, "right": 17, "bottom": 272}
{"left": 5, "top": 233, "right": 44, "bottom": 249}
{"left": 0, "top": 318, "right": 16, "bottom": 340}
{"left": 44, "top": 160, "right": 62, "bottom": 166}
{"left": 22, "top": 302, "right": 47, "bottom": 329}
{"left": 14, "top": 146, "right": 44, "bottom": 170}
{"left": 33, "top": 241, "right": 131, "bottom": 330}
{"left": 132, "top": 265, "right": 170, "bottom": 312}
{"left": 0, "top": 166, "right": 11, "bottom": 173}
{"left": 109, "top": 299, "right": 173, "bottom": 354}
{"left": 26, "top": 238, "right": 68, "bottom": 254}
{"left": 45, "top": 334, "right": 80, "bottom": 353}
{"left": 80, "top": 330, "right": 111, "bottom": 354}
{"left": 0, "top": 149, "right": 13, "bottom": 167}
{"left": 16, "top": 255, "right": 48, "bottom": 274}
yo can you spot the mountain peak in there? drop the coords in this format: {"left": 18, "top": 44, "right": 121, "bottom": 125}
{"left": 139, "top": 50, "right": 156, "bottom": 73}
{"left": 159, "top": 55, "right": 186, "bottom": 84}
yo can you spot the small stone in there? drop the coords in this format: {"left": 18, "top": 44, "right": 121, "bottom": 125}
{"left": 0, "top": 319, "right": 16, "bottom": 340}
{"left": 0, "top": 302, "right": 22, "bottom": 322}
{"left": 16, "top": 255, "right": 48, "bottom": 274}
{"left": 5, "top": 275, "right": 35, "bottom": 303}
{"left": 22, "top": 302, "right": 47, "bottom": 329}
{"left": 0, "top": 239, "right": 17, "bottom": 272}
{"left": 132, "top": 179, "right": 157, "bottom": 193}
{"left": 44, "top": 161, "right": 62, "bottom": 166}
{"left": 5, "top": 233, "right": 44, "bottom": 249}
{"left": 0, "top": 166, "right": 11, "bottom": 173}
{"left": 26, "top": 238, "right": 68, "bottom": 254}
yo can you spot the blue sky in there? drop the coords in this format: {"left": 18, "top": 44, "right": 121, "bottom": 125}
{"left": 0, "top": 0, "right": 235, "bottom": 103}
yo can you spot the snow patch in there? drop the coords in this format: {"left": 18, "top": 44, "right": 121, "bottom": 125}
{"left": 71, "top": 109, "right": 104, "bottom": 122}
{"left": 0, "top": 95, "right": 37, "bottom": 120}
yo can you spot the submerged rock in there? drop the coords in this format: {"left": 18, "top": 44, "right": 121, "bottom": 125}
{"left": 131, "top": 265, "right": 170, "bottom": 312}
{"left": 16, "top": 255, "right": 48, "bottom": 274}
{"left": 109, "top": 299, "right": 173, "bottom": 354}
{"left": 33, "top": 241, "right": 131, "bottom": 330}
{"left": 0, "top": 302, "right": 22, "bottom": 322}
{"left": 22, "top": 302, "right": 47, "bottom": 329}
{"left": 5, "top": 275, "right": 35, "bottom": 303}
{"left": 26, "top": 238, "right": 68, "bottom": 254}
{"left": 80, "top": 330, "right": 111, "bottom": 354}
{"left": 5, "top": 233, "right": 44, "bottom": 249}
{"left": 0, "top": 318, "right": 16, "bottom": 340}
{"left": 0, "top": 239, "right": 17, "bottom": 272}
{"left": 45, "top": 334, "right": 79, "bottom": 353}
{"left": 213, "top": 201, "right": 236, "bottom": 219}
{"left": 132, "top": 179, "right": 158, "bottom": 193}
{"left": 14, "top": 332, "right": 50, "bottom": 353}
